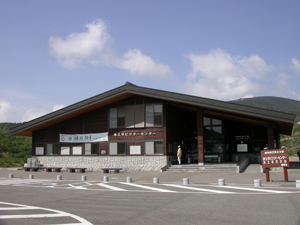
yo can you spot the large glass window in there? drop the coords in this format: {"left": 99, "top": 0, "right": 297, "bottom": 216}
{"left": 145, "top": 141, "right": 164, "bottom": 154}
{"left": 109, "top": 142, "right": 126, "bottom": 155}
{"left": 47, "top": 143, "right": 59, "bottom": 155}
{"left": 85, "top": 143, "right": 99, "bottom": 155}
{"left": 204, "top": 117, "right": 223, "bottom": 140}
{"left": 146, "top": 104, "right": 163, "bottom": 127}
{"left": 154, "top": 142, "right": 164, "bottom": 154}
{"left": 110, "top": 105, "right": 145, "bottom": 128}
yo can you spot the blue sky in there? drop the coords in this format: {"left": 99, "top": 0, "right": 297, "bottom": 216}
{"left": 1, "top": 0, "right": 300, "bottom": 122}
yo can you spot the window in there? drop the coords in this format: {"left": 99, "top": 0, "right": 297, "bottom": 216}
{"left": 145, "top": 141, "right": 164, "bottom": 154}
{"left": 204, "top": 117, "right": 223, "bottom": 140}
{"left": 72, "top": 146, "right": 82, "bottom": 155}
{"left": 146, "top": 104, "right": 162, "bottom": 127}
{"left": 61, "top": 146, "right": 70, "bottom": 155}
{"left": 47, "top": 143, "right": 59, "bottom": 155}
{"left": 117, "top": 107, "right": 125, "bottom": 127}
{"left": 109, "top": 142, "right": 127, "bottom": 155}
{"left": 109, "top": 107, "right": 125, "bottom": 128}
{"left": 154, "top": 142, "right": 163, "bottom": 154}
{"left": 110, "top": 105, "right": 145, "bottom": 128}
{"left": 85, "top": 143, "right": 99, "bottom": 155}
{"left": 35, "top": 147, "right": 44, "bottom": 155}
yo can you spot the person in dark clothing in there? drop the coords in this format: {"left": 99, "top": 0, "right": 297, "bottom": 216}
{"left": 297, "top": 150, "right": 300, "bottom": 163}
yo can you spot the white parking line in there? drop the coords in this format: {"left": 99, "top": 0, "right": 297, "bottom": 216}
{"left": 0, "top": 213, "right": 68, "bottom": 219}
{"left": 162, "top": 184, "right": 235, "bottom": 194}
{"left": 0, "top": 201, "right": 93, "bottom": 224}
{"left": 120, "top": 182, "right": 177, "bottom": 192}
{"left": 218, "top": 185, "right": 292, "bottom": 194}
{"left": 68, "top": 184, "right": 87, "bottom": 189}
{"left": 97, "top": 183, "right": 128, "bottom": 191}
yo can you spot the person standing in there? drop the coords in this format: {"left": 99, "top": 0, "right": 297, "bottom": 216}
{"left": 297, "top": 150, "right": 300, "bottom": 163}
{"left": 177, "top": 145, "right": 182, "bottom": 165}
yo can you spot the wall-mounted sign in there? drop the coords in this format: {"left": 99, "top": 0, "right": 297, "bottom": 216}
{"left": 113, "top": 132, "right": 156, "bottom": 137}
{"left": 237, "top": 144, "right": 248, "bottom": 152}
{"left": 130, "top": 145, "right": 141, "bottom": 155}
{"left": 235, "top": 135, "right": 251, "bottom": 140}
{"left": 60, "top": 132, "right": 108, "bottom": 143}
{"left": 261, "top": 149, "right": 290, "bottom": 168}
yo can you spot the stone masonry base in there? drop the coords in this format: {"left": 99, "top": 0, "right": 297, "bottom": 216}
{"left": 34, "top": 156, "right": 172, "bottom": 171}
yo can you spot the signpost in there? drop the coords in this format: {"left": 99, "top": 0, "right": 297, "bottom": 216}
{"left": 261, "top": 148, "right": 290, "bottom": 182}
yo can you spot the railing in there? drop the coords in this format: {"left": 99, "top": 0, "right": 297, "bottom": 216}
{"left": 236, "top": 156, "right": 249, "bottom": 173}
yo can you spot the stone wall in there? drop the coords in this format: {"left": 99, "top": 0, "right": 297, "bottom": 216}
{"left": 34, "top": 156, "right": 172, "bottom": 171}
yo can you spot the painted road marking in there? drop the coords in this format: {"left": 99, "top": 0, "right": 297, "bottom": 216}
{"left": 97, "top": 183, "right": 128, "bottom": 191}
{"left": 0, "top": 201, "right": 92, "bottom": 224}
{"left": 68, "top": 184, "right": 87, "bottom": 189}
{"left": 162, "top": 184, "right": 235, "bottom": 194}
{"left": 2, "top": 179, "right": 299, "bottom": 195}
{"left": 120, "top": 182, "right": 177, "bottom": 192}
{"left": 218, "top": 185, "right": 292, "bottom": 194}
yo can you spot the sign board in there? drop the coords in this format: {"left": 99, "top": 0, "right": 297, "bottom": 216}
{"left": 60, "top": 132, "right": 108, "bottom": 143}
{"left": 237, "top": 144, "right": 248, "bottom": 152}
{"left": 130, "top": 145, "right": 141, "bottom": 155}
{"left": 261, "top": 149, "right": 290, "bottom": 168}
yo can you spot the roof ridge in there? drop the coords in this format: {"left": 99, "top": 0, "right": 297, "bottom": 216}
{"left": 125, "top": 81, "right": 136, "bottom": 86}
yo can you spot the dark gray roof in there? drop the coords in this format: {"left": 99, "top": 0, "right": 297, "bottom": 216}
{"left": 10, "top": 82, "right": 296, "bottom": 136}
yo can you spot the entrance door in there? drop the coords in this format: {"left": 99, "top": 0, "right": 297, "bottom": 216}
{"left": 204, "top": 142, "right": 224, "bottom": 163}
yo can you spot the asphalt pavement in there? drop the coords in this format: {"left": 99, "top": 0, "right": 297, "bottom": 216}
{"left": 1, "top": 165, "right": 300, "bottom": 187}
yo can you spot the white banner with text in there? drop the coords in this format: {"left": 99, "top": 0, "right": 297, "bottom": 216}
{"left": 60, "top": 132, "right": 108, "bottom": 143}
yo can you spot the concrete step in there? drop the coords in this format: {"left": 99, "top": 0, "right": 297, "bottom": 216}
{"left": 165, "top": 163, "right": 237, "bottom": 172}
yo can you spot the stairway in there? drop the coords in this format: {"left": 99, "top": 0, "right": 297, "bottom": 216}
{"left": 165, "top": 163, "right": 237, "bottom": 172}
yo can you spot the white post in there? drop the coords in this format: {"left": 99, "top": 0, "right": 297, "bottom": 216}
{"left": 9, "top": 174, "right": 13, "bottom": 179}
{"left": 296, "top": 180, "right": 300, "bottom": 188}
{"left": 254, "top": 179, "right": 261, "bottom": 187}
{"left": 183, "top": 178, "right": 189, "bottom": 185}
{"left": 127, "top": 177, "right": 132, "bottom": 183}
{"left": 103, "top": 176, "right": 109, "bottom": 182}
{"left": 57, "top": 175, "right": 62, "bottom": 180}
{"left": 81, "top": 176, "right": 87, "bottom": 181}
{"left": 153, "top": 177, "right": 159, "bottom": 184}
{"left": 218, "top": 179, "right": 225, "bottom": 186}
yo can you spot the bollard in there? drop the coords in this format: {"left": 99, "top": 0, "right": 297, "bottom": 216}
{"left": 126, "top": 177, "right": 132, "bottom": 183}
{"left": 57, "top": 175, "right": 62, "bottom": 180}
{"left": 183, "top": 178, "right": 189, "bottom": 185}
{"left": 9, "top": 174, "right": 13, "bottom": 179}
{"left": 218, "top": 179, "right": 225, "bottom": 186}
{"left": 29, "top": 174, "right": 34, "bottom": 179}
{"left": 153, "top": 177, "right": 159, "bottom": 184}
{"left": 81, "top": 175, "right": 87, "bottom": 181}
{"left": 296, "top": 180, "right": 300, "bottom": 188}
{"left": 254, "top": 179, "right": 261, "bottom": 187}
{"left": 103, "top": 176, "right": 109, "bottom": 182}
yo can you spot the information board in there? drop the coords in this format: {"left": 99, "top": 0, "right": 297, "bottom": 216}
{"left": 261, "top": 149, "right": 290, "bottom": 168}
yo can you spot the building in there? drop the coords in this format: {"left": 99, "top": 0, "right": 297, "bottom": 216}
{"left": 10, "top": 82, "right": 296, "bottom": 171}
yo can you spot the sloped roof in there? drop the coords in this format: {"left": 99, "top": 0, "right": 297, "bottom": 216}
{"left": 10, "top": 82, "right": 296, "bottom": 136}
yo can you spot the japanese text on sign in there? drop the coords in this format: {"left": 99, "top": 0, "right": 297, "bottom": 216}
{"left": 261, "top": 148, "right": 290, "bottom": 168}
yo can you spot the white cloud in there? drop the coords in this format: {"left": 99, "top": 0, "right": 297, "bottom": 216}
{"left": 49, "top": 19, "right": 111, "bottom": 69}
{"left": 0, "top": 100, "right": 14, "bottom": 122}
{"left": 0, "top": 99, "right": 64, "bottom": 123}
{"left": 49, "top": 19, "right": 172, "bottom": 77}
{"left": 292, "top": 58, "right": 300, "bottom": 74}
{"left": 113, "top": 50, "right": 172, "bottom": 77}
{"left": 184, "top": 49, "right": 272, "bottom": 100}
{"left": 21, "top": 108, "right": 48, "bottom": 122}
{"left": 53, "top": 104, "right": 65, "bottom": 111}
